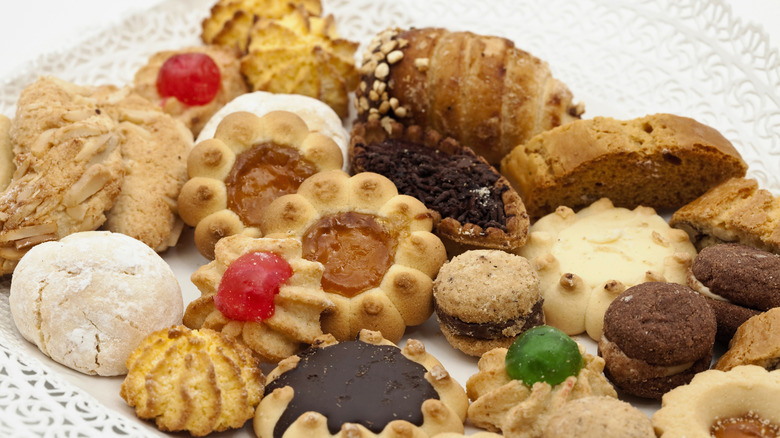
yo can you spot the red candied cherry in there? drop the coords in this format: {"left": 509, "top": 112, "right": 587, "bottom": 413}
{"left": 214, "top": 251, "right": 293, "bottom": 322}
{"left": 156, "top": 52, "right": 221, "bottom": 106}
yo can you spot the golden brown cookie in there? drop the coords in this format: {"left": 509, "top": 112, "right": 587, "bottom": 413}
{"left": 543, "top": 396, "right": 654, "bottom": 438}
{"left": 0, "top": 115, "right": 13, "bottom": 191}
{"left": 714, "top": 307, "right": 780, "bottom": 371}
{"left": 183, "top": 234, "right": 335, "bottom": 363}
{"left": 260, "top": 169, "right": 447, "bottom": 343}
{"left": 132, "top": 45, "right": 248, "bottom": 136}
{"left": 254, "top": 330, "right": 468, "bottom": 438}
{"left": 177, "top": 110, "right": 343, "bottom": 259}
{"left": 121, "top": 325, "right": 264, "bottom": 436}
{"left": 653, "top": 365, "right": 780, "bottom": 438}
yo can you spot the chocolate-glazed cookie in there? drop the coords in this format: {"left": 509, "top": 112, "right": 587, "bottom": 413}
{"left": 598, "top": 282, "right": 716, "bottom": 399}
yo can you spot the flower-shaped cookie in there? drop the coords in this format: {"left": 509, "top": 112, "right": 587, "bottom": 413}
{"left": 653, "top": 365, "right": 780, "bottom": 437}
{"left": 177, "top": 110, "right": 343, "bottom": 259}
{"left": 260, "top": 169, "right": 447, "bottom": 342}
{"left": 466, "top": 346, "right": 616, "bottom": 438}
{"left": 517, "top": 198, "right": 696, "bottom": 340}
{"left": 183, "top": 234, "right": 335, "bottom": 363}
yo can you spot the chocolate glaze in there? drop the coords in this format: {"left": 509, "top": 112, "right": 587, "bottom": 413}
{"left": 265, "top": 340, "right": 439, "bottom": 437}
{"left": 434, "top": 299, "right": 544, "bottom": 339}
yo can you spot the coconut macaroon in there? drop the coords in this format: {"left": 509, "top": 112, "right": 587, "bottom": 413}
{"left": 254, "top": 330, "right": 468, "bottom": 438}
{"left": 177, "top": 110, "right": 343, "bottom": 259}
{"left": 260, "top": 169, "right": 447, "bottom": 343}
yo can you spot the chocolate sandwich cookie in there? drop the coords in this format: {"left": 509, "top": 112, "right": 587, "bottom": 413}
{"left": 687, "top": 243, "right": 780, "bottom": 342}
{"left": 598, "top": 282, "right": 716, "bottom": 399}
{"left": 433, "top": 250, "right": 544, "bottom": 357}
{"left": 253, "top": 330, "right": 468, "bottom": 438}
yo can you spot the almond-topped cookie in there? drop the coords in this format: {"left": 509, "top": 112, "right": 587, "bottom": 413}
{"left": 350, "top": 120, "right": 529, "bottom": 255}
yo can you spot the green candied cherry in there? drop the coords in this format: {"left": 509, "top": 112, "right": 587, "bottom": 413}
{"left": 505, "top": 325, "right": 584, "bottom": 387}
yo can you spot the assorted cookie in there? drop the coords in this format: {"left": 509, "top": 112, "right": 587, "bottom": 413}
{"left": 714, "top": 307, "right": 780, "bottom": 372}
{"left": 543, "top": 396, "right": 655, "bottom": 438}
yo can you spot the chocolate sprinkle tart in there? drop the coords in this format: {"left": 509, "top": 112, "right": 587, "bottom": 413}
{"left": 264, "top": 340, "right": 440, "bottom": 437}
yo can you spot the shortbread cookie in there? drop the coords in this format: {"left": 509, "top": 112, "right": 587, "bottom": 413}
{"left": 254, "top": 330, "right": 468, "bottom": 438}
{"left": 178, "top": 110, "right": 343, "bottom": 259}
{"left": 517, "top": 198, "right": 696, "bottom": 340}
{"left": 714, "top": 307, "right": 780, "bottom": 371}
{"left": 2, "top": 77, "right": 125, "bottom": 274}
{"left": 653, "top": 365, "right": 780, "bottom": 438}
{"left": 260, "top": 169, "right": 447, "bottom": 342}
{"left": 501, "top": 113, "right": 748, "bottom": 219}
{"left": 350, "top": 119, "right": 529, "bottom": 254}
{"left": 8, "top": 231, "right": 182, "bottom": 376}
{"left": 433, "top": 250, "right": 543, "bottom": 357}
{"left": 133, "top": 45, "right": 248, "bottom": 136}
{"left": 0, "top": 115, "right": 14, "bottom": 190}
{"left": 670, "top": 177, "right": 780, "bottom": 254}
{"left": 121, "top": 325, "right": 264, "bottom": 436}
{"left": 183, "top": 234, "right": 335, "bottom": 363}
{"left": 466, "top": 345, "right": 616, "bottom": 437}
{"left": 543, "top": 396, "right": 655, "bottom": 438}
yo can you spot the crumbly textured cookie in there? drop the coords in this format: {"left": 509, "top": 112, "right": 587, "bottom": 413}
{"left": 688, "top": 243, "right": 780, "bottom": 342}
{"left": 501, "top": 113, "right": 748, "bottom": 220}
{"left": 466, "top": 346, "right": 616, "bottom": 437}
{"left": 433, "top": 250, "right": 543, "bottom": 357}
{"left": 517, "top": 198, "right": 696, "bottom": 340}
{"left": 121, "top": 325, "right": 264, "bottom": 436}
{"left": 653, "top": 365, "right": 780, "bottom": 438}
{"left": 133, "top": 45, "right": 248, "bottom": 136}
{"left": 260, "top": 169, "right": 447, "bottom": 343}
{"left": 0, "top": 115, "right": 13, "bottom": 191}
{"left": 350, "top": 119, "right": 529, "bottom": 254}
{"left": 599, "top": 282, "right": 717, "bottom": 399}
{"left": 178, "top": 110, "right": 343, "bottom": 259}
{"left": 542, "top": 396, "right": 655, "bottom": 438}
{"left": 8, "top": 231, "right": 182, "bottom": 376}
{"left": 2, "top": 77, "right": 125, "bottom": 274}
{"left": 714, "top": 307, "right": 780, "bottom": 371}
{"left": 356, "top": 27, "right": 583, "bottom": 166}
{"left": 183, "top": 234, "right": 334, "bottom": 363}
{"left": 254, "top": 330, "right": 468, "bottom": 438}
{"left": 670, "top": 177, "right": 780, "bottom": 254}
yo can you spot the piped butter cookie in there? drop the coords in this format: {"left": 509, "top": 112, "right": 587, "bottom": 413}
{"left": 259, "top": 169, "right": 447, "bottom": 342}
{"left": 177, "top": 110, "right": 343, "bottom": 259}
{"left": 254, "top": 329, "right": 468, "bottom": 438}
{"left": 517, "top": 198, "right": 696, "bottom": 340}
{"left": 183, "top": 234, "right": 334, "bottom": 363}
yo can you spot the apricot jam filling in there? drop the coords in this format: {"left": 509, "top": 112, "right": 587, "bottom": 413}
{"left": 225, "top": 142, "right": 317, "bottom": 227}
{"left": 301, "top": 212, "right": 396, "bottom": 297}
{"left": 711, "top": 412, "right": 780, "bottom": 438}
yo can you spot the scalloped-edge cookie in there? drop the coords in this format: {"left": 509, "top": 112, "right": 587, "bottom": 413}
{"left": 254, "top": 329, "right": 468, "bottom": 438}
{"left": 517, "top": 197, "right": 696, "bottom": 340}
{"left": 121, "top": 325, "right": 265, "bottom": 436}
{"left": 177, "top": 110, "right": 343, "bottom": 259}
{"left": 259, "top": 169, "right": 447, "bottom": 343}
{"left": 183, "top": 234, "right": 334, "bottom": 363}
{"left": 653, "top": 365, "right": 780, "bottom": 438}
{"left": 465, "top": 345, "right": 616, "bottom": 438}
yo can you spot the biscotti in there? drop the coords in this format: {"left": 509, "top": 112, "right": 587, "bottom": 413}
{"left": 670, "top": 177, "right": 780, "bottom": 254}
{"left": 500, "top": 113, "right": 748, "bottom": 219}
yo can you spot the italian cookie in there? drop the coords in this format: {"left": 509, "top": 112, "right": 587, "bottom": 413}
{"left": 183, "top": 234, "right": 335, "bottom": 363}
{"left": 542, "top": 396, "right": 655, "bottom": 438}
{"left": 653, "top": 365, "right": 780, "bottom": 438}
{"left": 132, "top": 45, "right": 248, "bottom": 136}
{"left": 177, "top": 110, "right": 343, "bottom": 259}
{"left": 433, "top": 250, "right": 543, "bottom": 357}
{"left": 0, "top": 114, "right": 13, "bottom": 191}
{"left": 688, "top": 243, "right": 780, "bottom": 342}
{"left": 121, "top": 325, "right": 264, "bottom": 436}
{"left": 598, "top": 282, "right": 717, "bottom": 399}
{"left": 517, "top": 197, "right": 696, "bottom": 340}
{"left": 8, "top": 231, "right": 183, "bottom": 376}
{"left": 350, "top": 119, "right": 529, "bottom": 255}
{"left": 259, "top": 169, "right": 447, "bottom": 343}
{"left": 466, "top": 330, "right": 616, "bottom": 438}
{"left": 254, "top": 330, "right": 468, "bottom": 438}
{"left": 714, "top": 307, "right": 780, "bottom": 371}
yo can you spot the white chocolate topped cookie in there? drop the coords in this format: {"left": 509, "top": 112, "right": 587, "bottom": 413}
{"left": 177, "top": 110, "right": 343, "bottom": 259}
{"left": 260, "top": 169, "right": 447, "bottom": 342}
{"left": 517, "top": 198, "right": 696, "bottom": 340}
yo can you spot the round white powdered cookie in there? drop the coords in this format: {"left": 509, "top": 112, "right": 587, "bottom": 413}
{"left": 196, "top": 91, "right": 349, "bottom": 169}
{"left": 9, "top": 231, "right": 183, "bottom": 376}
